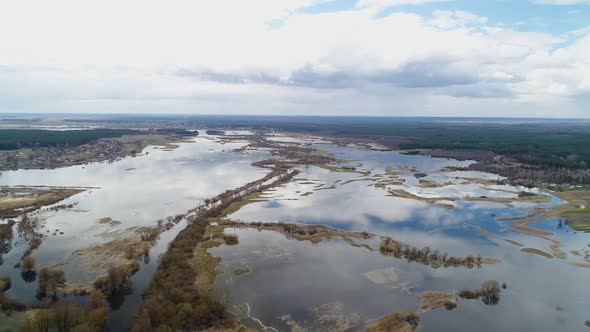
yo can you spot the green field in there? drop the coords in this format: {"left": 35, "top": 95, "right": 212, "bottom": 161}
{"left": 564, "top": 209, "right": 590, "bottom": 215}
{"left": 566, "top": 221, "right": 590, "bottom": 232}
{"left": 564, "top": 209, "right": 590, "bottom": 231}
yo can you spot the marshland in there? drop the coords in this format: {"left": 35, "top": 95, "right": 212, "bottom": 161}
{"left": 0, "top": 120, "right": 589, "bottom": 331}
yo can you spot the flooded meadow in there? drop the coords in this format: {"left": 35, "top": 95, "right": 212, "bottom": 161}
{"left": 1, "top": 132, "right": 589, "bottom": 331}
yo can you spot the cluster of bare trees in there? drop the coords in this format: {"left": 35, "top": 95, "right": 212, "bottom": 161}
{"left": 20, "top": 255, "right": 37, "bottom": 282}
{"left": 132, "top": 216, "right": 231, "bottom": 331}
{"left": 0, "top": 276, "right": 10, "bottom": 292}
{"left": 37, "top": 267, "right": 67, "bottom": 297}
{"left": 17, "top": 213, "right": 43, "bottom": 269}
{"left": 93, "top": 263, "right": 139, "bottom": 296}
{"left": 0, "top": 267, "right": 109, "bottom": 331}
{"left": 0, "top": 276, "right": 26, "bottom": 312}
{"left": 48, "top": 203, "right": 75, "bottom": 212}
{"left": 0, "top": 219, "right": 15, "bottom": 266}
{"left": 222, "top": 234, "right": 239, "bottom": 245}
{"left": 380, "top": 238, "right": 484, "bottom": 268}
{"left": 24, "top": 290, "right": 108, "bottom": 332}
{"left": 459, "top": 280, "right": 505, "bottom": 305}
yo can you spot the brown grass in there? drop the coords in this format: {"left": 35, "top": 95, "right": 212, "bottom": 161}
{"left": 504, "top": 239, "right": 524, "bottom": 247}
{"left": 220, "top": 220, "right": 373, "bottom": 244}
{"left": 365, "top": 311, "right": 419, "bottom": 332}
{"left": 521, "top": 248, "right": 553, "bottom": 259}
{"left": 0, "top": 187, "right": 84, "bottom": 217}
{"left": 388, "top": 189, "right": 550, "bottom": 207}
{"left": 418, "top": 291, "right": 456, "bottom": 310}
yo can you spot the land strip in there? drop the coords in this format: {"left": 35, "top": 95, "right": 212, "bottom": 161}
{"left": 0, "top": 186, "right": 84, "bottom": 218}
{"left": 388, "top": 189, "right": 550, "bottom": 206}
{"left": 379, "top": 237, "right": 499, "bottom": 268}
{"left": 132, "top": 166, "right": 300, "bottom": 331}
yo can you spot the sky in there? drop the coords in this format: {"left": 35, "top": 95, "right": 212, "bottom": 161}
{"left": 0, "top": 0, "right": 589, "bottom": 118}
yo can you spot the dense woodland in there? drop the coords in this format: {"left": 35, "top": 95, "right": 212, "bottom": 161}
{"left": 0, "top": 129, "right": 137, "bottom": 150}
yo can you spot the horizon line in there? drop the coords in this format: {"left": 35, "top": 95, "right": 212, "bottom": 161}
{"left": 1, "top": 112, "right": 590, "bottom": 121}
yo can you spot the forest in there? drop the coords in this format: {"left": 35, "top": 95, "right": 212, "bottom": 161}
{"left": 0, "top": 129, "right": 137, "bottom": 150}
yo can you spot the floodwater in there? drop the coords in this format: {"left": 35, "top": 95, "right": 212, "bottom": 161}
{"left": 214, "top": 143, "right": 590, "bottom": 331}
{"left": 0, "top": 133, "right": 268, "bottom": 312}
{"left": 1, "top": 133, "right": 590, "bottom": 331}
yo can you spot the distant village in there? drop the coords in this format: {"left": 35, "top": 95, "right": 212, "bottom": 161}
{"left": 0, "top": 139, "right": 126, "bottom": 171}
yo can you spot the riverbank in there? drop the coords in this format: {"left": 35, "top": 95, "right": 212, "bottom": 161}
{"left": 0, "top": 186, "right": 84, "bottom": 218}
{"left": 500, "top": 190, "right": 587, "bottom": 233}
{"left": 132, "top": 164, "right": 299, "bottom": 331}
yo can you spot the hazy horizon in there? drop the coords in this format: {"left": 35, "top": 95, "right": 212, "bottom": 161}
{"left": 3, "top": 112, "right": 590, "bottom": 122}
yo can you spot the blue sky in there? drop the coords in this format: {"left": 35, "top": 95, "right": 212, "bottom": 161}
{"left": 299, "top": 0, "right": 589, "bottom": 34}
{"left": 0, "top": 0, "right": 589, "bottom": 117}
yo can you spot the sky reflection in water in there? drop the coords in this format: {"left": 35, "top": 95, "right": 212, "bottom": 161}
{"left": 221, "top": 144, "right": 590, "bottom": 331}
{"left": 0, "top": 136, "right": 268, "bottom": 301}
{"left": 0, "top": 136, "right": 589, "bottom": 331}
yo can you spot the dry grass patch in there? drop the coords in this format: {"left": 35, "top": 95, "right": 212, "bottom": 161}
{"left": 232, "top": 267, "right": 252, "bottom": 277}
{"left": 521, "top": 248, "right": 553, "bottom": 259}
{"left": 365, "top": 311, "right": 419, "bottom": 332}
{"left": 418, "top": 291, "right": 456, "bottom": 310}
{"left": 0, "top": 187, "right": 84, "bottom": 217}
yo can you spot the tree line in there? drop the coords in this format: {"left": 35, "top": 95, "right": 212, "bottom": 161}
{"left": 379, "top": 237, "right": 489, "bottom": 268}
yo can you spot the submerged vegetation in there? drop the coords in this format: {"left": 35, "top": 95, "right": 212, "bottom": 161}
{"left": 37, "top": 268, "right": 67, "bottom": 297}
{"left": 0, "top": 276, "right": 10, "bottom": 292}
{"left": 93, "top": 264, "right": 138, "bottom": 296}
{"left": 379, "top": 237, "right": 498, "bottom": 268}
{"left": 0, "top": 220, "right": 15, "bottom": 266}
{"left": 222, "top": 220, "right": 373, "bottom": 244}
{"left": 0, "top": 187, "right": 84, "bottom": 218}
{"left": 222, "top": 233, "right": 239, "bottom": 245}
{"left": 458, "top": 280, "right": 504, "bottom": 305}
{"left": 133, "top": 164, "right": 299, "bottom": 331}
{"left": 0, "top": 276, "right": 26, "bottom": 313}
{"left": 1, "top": 122, "right": 588, "bottom": 331}
{"left": 369, "top": 280, "right": 504, "bottom": 332}
{"left": 132, "top": 214, "right": 236, "bottom": 331}
{"left": 365, "top": 311, "right": 420, "bottom": 332}
{"left": 418, "top": 291, "right": 457, "bottom": 311}
{"left": 232, "top": 266, "right": 252, "bottom": 277}
{"left": 22, "top": 290, "right": 108, "bottom": 332}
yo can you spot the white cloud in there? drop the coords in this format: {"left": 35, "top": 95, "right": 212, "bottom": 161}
{"left": 0, "top": 0, "right": 589, "bottom": 117}
{"left": 357, "top": 0, "right": 453, "bottom": 10}
{"left": 429, "top": 10, "right": 488, "bottom": 29}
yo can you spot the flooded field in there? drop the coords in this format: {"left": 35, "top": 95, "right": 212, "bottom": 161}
{"left": 214, "top": 136, "right": 590, "bottom": 331}
{"left": 1, "top": 132, "right": 589, "bottom": 331}
{"left": 0, "top": 132, "right": 268, "bottom": 319}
